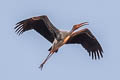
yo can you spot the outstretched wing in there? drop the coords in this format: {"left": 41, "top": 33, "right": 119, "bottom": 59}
{"left": 14, "top": 15, "right": 59, "bottom": 43}
{"left": 67, "top": 28, "right": 103, "bottom": 59}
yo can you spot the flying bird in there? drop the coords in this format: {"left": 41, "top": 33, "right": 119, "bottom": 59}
{"left": 14, "top": 15, "right": 103, "bottom": 70}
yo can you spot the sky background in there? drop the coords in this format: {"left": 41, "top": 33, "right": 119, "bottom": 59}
{"left": 0, "top": 0, "right": 120, "bottom": 80}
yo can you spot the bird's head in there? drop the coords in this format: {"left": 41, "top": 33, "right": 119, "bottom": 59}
{"left": 72, "top": 22, "right": 88, "bottom": 31}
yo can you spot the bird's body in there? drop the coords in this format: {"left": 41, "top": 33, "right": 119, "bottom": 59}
{"left": 15, "top": 15, "right": 103, "bottom": 70}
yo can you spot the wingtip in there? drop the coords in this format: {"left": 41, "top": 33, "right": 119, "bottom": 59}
{"left": 90, "top": 50, "right": 103, "bottom": 60}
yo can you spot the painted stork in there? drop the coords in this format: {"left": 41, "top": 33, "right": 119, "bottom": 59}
{"left": 14, "top": 15, "right": 103, "bottom": 70}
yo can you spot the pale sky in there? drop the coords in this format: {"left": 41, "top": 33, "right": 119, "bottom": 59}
{"left": 0, "top": 0, "right": 120, "bottom": 80}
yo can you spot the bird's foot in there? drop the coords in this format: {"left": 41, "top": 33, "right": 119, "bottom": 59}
{"left": 39, "top": 63, "right": 44, "bottom": 70}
